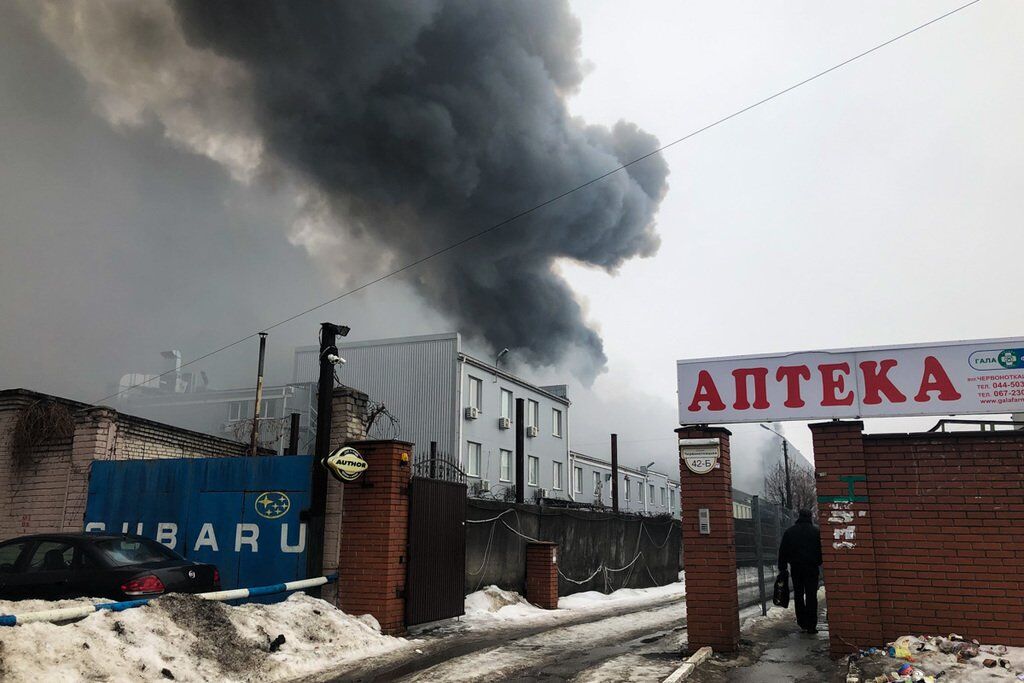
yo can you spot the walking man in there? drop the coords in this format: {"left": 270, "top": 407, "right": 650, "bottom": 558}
{"left": 778, "top": 508, "right": 822, "bottom": 633}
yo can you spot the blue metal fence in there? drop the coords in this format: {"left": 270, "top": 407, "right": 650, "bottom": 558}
{"left": 84, "top": 455, "right": 312, "bottom": 595}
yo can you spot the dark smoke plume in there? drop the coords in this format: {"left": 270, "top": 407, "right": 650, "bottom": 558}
{"left": 36, "top": 0, "right": 669, "bottom": 379}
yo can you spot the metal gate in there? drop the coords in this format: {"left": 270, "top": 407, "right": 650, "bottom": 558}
{"left": 405, "top": 452, "right": 467, "bottom": 626}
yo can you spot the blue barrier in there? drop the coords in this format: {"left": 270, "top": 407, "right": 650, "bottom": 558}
{"left": 0, "top": 574, "right": 338, "bottom": 626}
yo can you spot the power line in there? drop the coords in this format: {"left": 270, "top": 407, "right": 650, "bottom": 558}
{"left": 94, "top": 0, "right": 982, "bottom": 405}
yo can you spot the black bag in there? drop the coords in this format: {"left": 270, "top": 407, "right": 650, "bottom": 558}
{"left": 773, "top": 570, "right": 790, "bottom": 608}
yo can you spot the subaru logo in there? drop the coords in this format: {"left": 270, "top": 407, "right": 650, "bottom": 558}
{"left": 255, "top": 491, "right": 291, "bottom": 519}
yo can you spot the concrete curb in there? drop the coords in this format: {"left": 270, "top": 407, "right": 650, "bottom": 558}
{"left": 662, "top": 646, "right": 713, "bottom": 683}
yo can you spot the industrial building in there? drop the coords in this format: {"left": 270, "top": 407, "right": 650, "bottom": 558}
{"left": 294, "top": 333, "right": 572, "bottom": 501}
{"left": 568, "top": 450, "right": 680, "bottom": 518}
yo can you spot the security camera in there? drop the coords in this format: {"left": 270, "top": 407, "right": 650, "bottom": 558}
{"left": 327, "top": 354, "right": 346, "bottom": 365}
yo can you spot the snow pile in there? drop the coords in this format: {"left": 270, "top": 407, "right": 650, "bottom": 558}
{"left": 854, "top": 634, "right": 1024, "bottom": 682}
{"left": 559, "top": 581, "right": 685, "bottom": 611}
{"left": 461, "top": 579, "right": 685, "bottom": 631}
{"left": 0, "top": 592, "right": 409, "bottom": 682}
{"left": 464, "top": 585, "right": 546, "bottom": 621}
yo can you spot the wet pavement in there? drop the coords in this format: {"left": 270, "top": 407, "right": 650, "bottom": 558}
{"left": 689, "top": 590, "right": 847, "bottom": 683}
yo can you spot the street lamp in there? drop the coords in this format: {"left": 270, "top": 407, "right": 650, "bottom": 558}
{"left": 760, "top": 423, "right": 792, "bottom": 510}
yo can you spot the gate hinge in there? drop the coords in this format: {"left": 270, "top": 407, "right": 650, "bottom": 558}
{"left": 399, "top": 485, "right": 409, "bottom": 496}
{"left": 395, "top": 588, "right": 405, "bottom": 599}
{"left": 399, "top": 555, "right": 405, "bottom": 565}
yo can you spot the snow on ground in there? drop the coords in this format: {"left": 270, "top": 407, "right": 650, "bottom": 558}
{"left": 0, "top": 592, "right": 411, "bottom": 682}
{"left": 857, "top": 635, "right": 1024, "bottom": 683}
{"left": 459, "top": 578, "right": 685, "bottom": 630}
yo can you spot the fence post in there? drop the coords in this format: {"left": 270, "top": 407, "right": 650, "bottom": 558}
{"left": 752, "top": 495, "right": 767, "bottom": 616}
{"left": 429, "top": 441, "right": 437, "bottom": 479}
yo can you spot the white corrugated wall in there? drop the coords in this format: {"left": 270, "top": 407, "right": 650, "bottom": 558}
{"left": 295, "top": 334, "right": 460, "bottom": 457}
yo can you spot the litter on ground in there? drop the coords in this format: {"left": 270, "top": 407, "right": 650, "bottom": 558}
{"left": 850, "top": 634, "right": 1024, "bottom": 682}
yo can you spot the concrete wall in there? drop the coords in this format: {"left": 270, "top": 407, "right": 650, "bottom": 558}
{"left": 465, "top": 499, "right": 681, "bottom": 597}
{"left": 813, "top": 421, "right": 1024, "bottom": 654}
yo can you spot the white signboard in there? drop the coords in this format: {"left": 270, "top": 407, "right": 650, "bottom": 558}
{"left": 677, "top": 337, "right": 1024, "bottom": 424}
{"left": 680, "top": 438, "right": 720, "bottom": 474}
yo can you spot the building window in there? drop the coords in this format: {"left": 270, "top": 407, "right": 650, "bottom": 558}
{"left": 553, "top": 462, "right": 563, "bottom": 490}
{"left": 500, "top": 389, "right": 513, "bottom": 420}
{"left": 573, "top": 466, "right": 583, "bottom": 493}
{"left": 527, "top": 400, "right": 539, "bottom": 428}
{"left": 262, "top": 398, "right": 281, "bottom": 419}
{"left": 624, "top": 478, "right": 630, "bottom": 501}
{"left": 228, "top": 401, "right": 243, "bottom": 421}
{"left": 670, "top": 491, "right": 676, "bottom": 511}
{"left": 661, "top": 487, "right": 667, "bottom": 506}
{"left": 528, "top": 456, "right": 539, "bottom": 486}
{"left": 500, "top": 449, "right": 512, "bottom": 482}
{"left": 649, "top": 483, "right": 655, "bottom": 503}
{"left": 467, "top": 376, "right": 483, "bottom": 411}
{"left": 552, "top": 408, "right": 563, "bottom": 437}
{"left": 593, "top": 471, "right": 601, "bottom": 495}
{"left": 638, "top": 481, "right": 644, "bottom": 502}
{"left": 466, "top": 441, "right": 482, "bottom": 477}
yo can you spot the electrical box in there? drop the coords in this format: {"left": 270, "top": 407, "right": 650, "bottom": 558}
{"left": 698, "top": 508, "right": 711, "bottom": 535}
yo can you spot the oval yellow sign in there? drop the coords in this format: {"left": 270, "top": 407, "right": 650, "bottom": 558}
{"left": 323, "top": 446, "right": 368, "bottom": 482}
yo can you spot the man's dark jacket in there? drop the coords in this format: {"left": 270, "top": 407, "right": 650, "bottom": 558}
{"left": 778, "top": 517, "right": 822, "bottom": 573}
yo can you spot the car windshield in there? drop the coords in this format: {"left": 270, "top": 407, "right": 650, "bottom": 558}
{"left": 94, "top": 538, "right": 180, "bottom": 566}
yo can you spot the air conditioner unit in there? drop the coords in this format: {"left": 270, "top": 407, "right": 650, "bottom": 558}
{"left": 465, "top": 406, "right": 480, "bottom": 420}
{"left": 526, "top": 426, "right": 539, "bottom": 438}
{"left": 477, "top": 480, "right": 491, "bottom": 493}
{"left": 498, "top": 417, "right": 511, "bottom": 430}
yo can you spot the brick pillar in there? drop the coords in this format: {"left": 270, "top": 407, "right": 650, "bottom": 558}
{"left": 321, "top": 387, "right": 369, "bottom": 606}
{"left": 677, "top": 426, "right": 739, "bottom": 653}
{"left": 526, "top": 542, "right": 559, "bottom": 609}
{"left": 62, "top": 407, "right": 118, "bottom": 531}
{"left": 337, "top": 439, "right": 412, "bottom": 635}
{"left": 810, "top": 420, "right": 882, "bottom": 656}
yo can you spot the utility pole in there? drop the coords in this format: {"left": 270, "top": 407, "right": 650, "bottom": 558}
{"left": 306, "top": 322, "right": 349, "bottom": 586}
{"left": 249, "top": 333, "right": 268, "bottom": 456}
{"left": 782, "top": 438, "right": 792, "bottom": 511}
{"left": 610, "top": 434, "right": 619, "bottom": 513}
{"left": 515, "top": 398, "right": 525, "bottom": 504}
{"left": 286, "top": 412, "right": 301, "bottom": 455}
{"left": 760, "top": 423, "right": 793, "bottom": 511}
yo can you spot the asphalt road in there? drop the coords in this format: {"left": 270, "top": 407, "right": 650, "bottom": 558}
{"left": 401, "top": 602, "right": 687, "bottom": 682}
{"left": 327, "top": 596, "right": 687, "bottom": 683}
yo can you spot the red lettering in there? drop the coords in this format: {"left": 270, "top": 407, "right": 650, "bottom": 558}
{"left": 914, "top": 355, "right": 962, "bottom": 402}
{"left": 859, "top": 359, "right": 907, "bottom": 405}
{"left": 819, "top": 362, "right": 854, "bottom": 406}
{"left": 732, "top": 368, "right": 770, "bottom": 410}
{"left": 776, "top": 365, "right": 811, "bottom": 408}
{"left": 687, "top": 370, "right": 726, "bottom": 412}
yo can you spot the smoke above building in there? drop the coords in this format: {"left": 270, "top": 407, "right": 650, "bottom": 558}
{"left": 32, "top": 0, "right": 669, "bottom": 381}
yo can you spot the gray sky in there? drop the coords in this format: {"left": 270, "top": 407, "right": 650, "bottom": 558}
{"left": 1, "top": 1, "right": 1020, "bottom": 487}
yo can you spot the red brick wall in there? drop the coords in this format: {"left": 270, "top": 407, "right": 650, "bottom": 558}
{"left": 337, "top": 440, "right": 412, "bottom": 635}
{"left": 813, "top": 422, "right": 1024, "bottom": 654}
{"left": 677, "top": 426, "right": 740, "bottom": 653}
{"left": 525, "top": 542, "right": 559, "bottom": 609}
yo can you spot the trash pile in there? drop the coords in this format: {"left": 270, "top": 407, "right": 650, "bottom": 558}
{"left": 848, "top": 634, "right": 1024, "bottom": 682}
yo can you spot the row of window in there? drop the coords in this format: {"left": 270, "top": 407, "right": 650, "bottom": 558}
{"left": 466, "top": 377, "right": 563, "bottom": 437}
{"left": 464, "top": 444, "right": 560, "bottom": 488}
{"left": 227, "top": 398, "right": 283, "bottom": 421}
{"left": 464, "top": 445, "right": 677, "bottom": 509}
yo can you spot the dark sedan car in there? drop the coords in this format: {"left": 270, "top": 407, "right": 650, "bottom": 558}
{"left": 0, "top": 533, "right": 219, "bottom": 602}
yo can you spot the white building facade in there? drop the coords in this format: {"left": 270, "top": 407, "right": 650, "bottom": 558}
{"left": 293, "top": 333, "right": 571, "bottom": 500}
{"left": 568, "top": 451, "right": 680, "bottom": 519}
